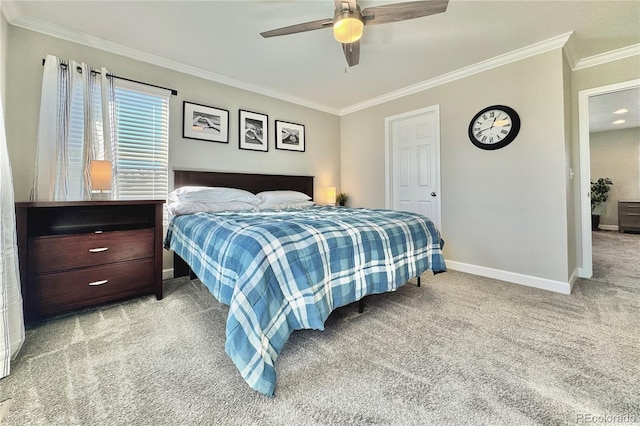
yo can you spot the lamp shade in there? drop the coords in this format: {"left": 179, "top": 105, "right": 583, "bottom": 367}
{"left": 90, "top": 160, "right": 112, "bottom": 191}
{"left": 326, "top": 187, "right": 337, "bottom": 205}
{"left": 333, "top": 11, "right": 364, "bottom": 44}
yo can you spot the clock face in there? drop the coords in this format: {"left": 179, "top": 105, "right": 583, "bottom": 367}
{"left": 468, "top": 105, "right": 521, "bottom": 150}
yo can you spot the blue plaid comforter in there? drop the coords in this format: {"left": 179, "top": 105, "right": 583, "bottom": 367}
{"left": 164, "top": 206, "right": 446, "bottom": 397}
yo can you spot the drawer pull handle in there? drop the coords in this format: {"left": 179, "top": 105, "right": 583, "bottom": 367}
{"left": 88, "top": 279, "right": 109, "bottom": 286}
{"left": 94, "top": 230, "right": 103, "bottom": 234}
{"left": 628, "top": 213, "right": 640, "bottom": 216}
{"left": 89, "top": 247, "right": 109, "bottom": 253}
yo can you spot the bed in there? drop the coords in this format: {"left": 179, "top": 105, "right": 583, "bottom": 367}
{"left": 164, "top": 170, "right": 446, "bottom": 397}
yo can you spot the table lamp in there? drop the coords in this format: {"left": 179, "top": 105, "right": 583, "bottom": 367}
{"left": 91, "top": 160, "right": 112, "bottom": 200}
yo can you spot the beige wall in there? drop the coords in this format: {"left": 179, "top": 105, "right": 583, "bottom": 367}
{"left": 4, "top": 25, "right": 341, "bottom": 203}
{"left": 563, "top": 54, "right": 577, "bottom": 277}
{"left": 341, "top": 50, "right": 571, "bottom": 283}
{"left": 4, "top": 25, "right": 341, "bottom": 271}
{"left": 590, "top": 127, "right": 640, "bottom": 227}
{"left": 572, "top": 57, "right": 640, "bottom": 96}
{"left": 4, "top": 19, "right": 639, "bottom": 288}
{"left": 1, "top": 13, "right": 7, "bottom": 107}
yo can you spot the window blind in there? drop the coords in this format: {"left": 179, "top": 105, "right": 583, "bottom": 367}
{"left": 113, "top": 79, "right": 170, "bottom": 203}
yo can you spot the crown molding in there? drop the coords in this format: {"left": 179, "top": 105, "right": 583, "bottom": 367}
{"left": 0, "top": 1, "right": 21, "bottom": 22}
{"left": 562, "top": 32, "right": 579, "bottom": 69}
{"left": 573, "top": 43, "right": 640, "bottom": 70}
{"left": 8, "top": 14, "right": 340, "bottom": 116}
{"left": 7, "top": 10, "right": 637, "bottom": 118}
{"left": 339, "top": 32, "right": 573, "bottom": 116}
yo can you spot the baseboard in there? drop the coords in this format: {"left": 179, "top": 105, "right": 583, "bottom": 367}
{"left": 598, "top": 224, "right": 619, "bottom": 231}
{"left": 577, "top": 267, "right": 589, "bottom": 279}
{"left": 568, "top": 267, "right": 579, "bottom": 292}
{"left": 164, "top": 263, "right": 573, "bottom": 294}
{"left": 445, "top": 260, "right": 572, "bottom": 294}
{"left": 162, "top": 268, "right": 174, "bottom": 280}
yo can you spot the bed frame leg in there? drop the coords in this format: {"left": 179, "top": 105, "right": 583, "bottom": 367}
{"left": 417, "top": 276, "right": 421, "bottom": 287}
{"left": 174, "top": 252, "right": 198, "bottom": 280}
{"left": 174, "top": 253, "right": 190, "bottom": 278}
{"left": 358, "top": 299, "right": 365, "bottom": 313}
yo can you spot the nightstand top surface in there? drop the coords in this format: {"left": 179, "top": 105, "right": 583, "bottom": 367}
{"left": 15, "top": 199, "right": 164, "bottom": 208}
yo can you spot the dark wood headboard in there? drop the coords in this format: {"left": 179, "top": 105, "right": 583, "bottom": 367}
{"left": 173, "top": 170, "right": 315, "bottom": 200}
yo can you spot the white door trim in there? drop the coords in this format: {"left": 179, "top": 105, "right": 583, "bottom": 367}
{"left": 577, "top": 78, "right": 640, "bottom": 278}
{"left": 384, "top": 105, "right": 441, "bottom": 227}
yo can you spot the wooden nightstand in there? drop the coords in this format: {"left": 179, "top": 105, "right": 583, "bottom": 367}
{"left": 619, "top": 201, "right": 640, "bottom": 233}
{"left": 15, "top": 200, "right": 164, "bottom": 322}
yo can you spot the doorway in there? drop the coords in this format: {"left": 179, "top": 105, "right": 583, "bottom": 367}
{"left": 384, "top": 105, "right": 441, "bottom": 229}
{"left": 577, "top": 79, "right": 640, "bottom": 278}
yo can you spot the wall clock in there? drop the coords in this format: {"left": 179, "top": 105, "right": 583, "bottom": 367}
{"left": 468, "top": 105, "right": 521, "bottom": 150}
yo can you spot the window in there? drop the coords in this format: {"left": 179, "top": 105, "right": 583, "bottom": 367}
{"left": 113, "top": 79, "right": 170, "bottom": 203}
{"left": 60, "top": 67, "right": 105, "bottom": 200}
{"left": 34, "top": 56, "right": 171, "bottom": 206}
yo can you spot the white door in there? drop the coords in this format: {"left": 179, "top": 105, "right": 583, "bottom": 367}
{"left": 386, "top": 106, "right": 441, "bottom": 228}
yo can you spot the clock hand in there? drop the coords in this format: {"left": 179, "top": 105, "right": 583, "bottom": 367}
{"left": 478, "top": 118, "right": 496, "bottom": 133}
{"left": 479, "top": 117, "right": 498, "bottom": 133}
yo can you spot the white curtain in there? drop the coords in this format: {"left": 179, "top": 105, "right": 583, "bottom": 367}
{"left": 32, "top": 55, "right": 115, "bottom": 201}
{"left": 101, "top": 66, "right": 117, "bottom": 198}
{"left": 1, "top": 86, "right": 25, "bottom": 378}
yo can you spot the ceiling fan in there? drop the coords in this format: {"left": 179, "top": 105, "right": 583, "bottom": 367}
{"left": 260, "top": 0, "right": 449, "bottom": 67}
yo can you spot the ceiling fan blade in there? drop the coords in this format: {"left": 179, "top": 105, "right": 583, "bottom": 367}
{"left": 260, "top": 18, "right": 333, "bottom": 38}
{"left": 362, "top": 0, "right": 448, "bottom": 25}
{"left": 342, "top": 40, "right": 360, "bottom": 67}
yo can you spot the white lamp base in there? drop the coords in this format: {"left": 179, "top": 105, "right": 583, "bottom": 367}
{"left": 92, "top": 191, "right": 111, "bottom": 201}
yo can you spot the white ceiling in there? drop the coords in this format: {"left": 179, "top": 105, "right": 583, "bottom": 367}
{"left": 3, "top": 0, "right": 640, "bottom": 126}
{"left": 589, "top": 87, "right": 640, "bottom": 133}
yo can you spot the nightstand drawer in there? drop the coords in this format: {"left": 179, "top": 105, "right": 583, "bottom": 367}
{"left": 619, "top": 211, "right": 640, "bottom": 220}
{"left": 619, "top": 205, "right": 640, "bottom": 215}
{"left": 28, "top": 258, "right": 154, "bottom": 317}
{"left": 28, "top": 228, "right": 154, "bottom": 274}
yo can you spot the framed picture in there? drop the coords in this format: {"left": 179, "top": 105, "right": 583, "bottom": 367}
{"left": 183, "top": 101, "right": 229, "bottom": 143}
{"left": 275, "top": 120, "right": 305, "bottom": 152}
{"left": 239, "top": 110, "right": 268, "bottom": 152}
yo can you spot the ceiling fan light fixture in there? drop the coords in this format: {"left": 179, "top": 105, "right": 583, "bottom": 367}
{"left": 333, "top": 10, "right": 364, "bottom": 44}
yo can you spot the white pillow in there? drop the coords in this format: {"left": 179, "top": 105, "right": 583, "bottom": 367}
{"left": 256, "top": 190, "right": 311, "bottom": 203}
{"left": 167, "top": 200, "right": 257, "bottom": 216}
{"left": 257, "top": 200, "right": 314, "bottom": 210}
{"left": 168, "top": 186, "right": 260, "bottom": 205}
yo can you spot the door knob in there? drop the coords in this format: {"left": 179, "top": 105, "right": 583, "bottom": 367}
{"left": 431, "top": 192, "right": 436, "bottom": 197}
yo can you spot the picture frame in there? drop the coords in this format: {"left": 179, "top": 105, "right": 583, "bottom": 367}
{"left": 183, "top": 101, "right": 229, "bottom": 143}
{"left": 275, "top": 120, "right": 305, "bottom": 152}
{"left": 239, "top": 110, "right": 269, "bottom": 152}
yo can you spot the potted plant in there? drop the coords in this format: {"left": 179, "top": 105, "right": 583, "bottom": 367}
{"left": 336, "top": 192, "right": 348, "bottom": 206}
{"left": 591, "top": 177, "right": 613, "bottom": 230}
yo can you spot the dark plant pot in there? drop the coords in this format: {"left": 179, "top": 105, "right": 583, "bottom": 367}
{"left": 591, "top": 214, "right": 600, "bottom": 231}
{"left": 339, "top": 201, "right": 345, "bottom": 206}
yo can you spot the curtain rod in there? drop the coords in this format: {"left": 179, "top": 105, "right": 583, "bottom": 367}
{"left": 42, "top": 58, "right": 178, "bottom": 96}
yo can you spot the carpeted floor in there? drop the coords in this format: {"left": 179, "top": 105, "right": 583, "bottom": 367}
{"left": 1, "top": 231, "right": 638, "bottom": 425}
